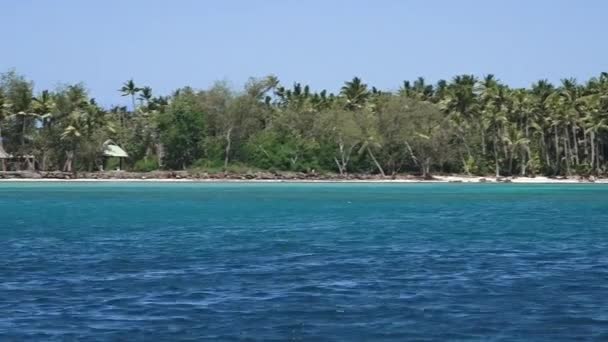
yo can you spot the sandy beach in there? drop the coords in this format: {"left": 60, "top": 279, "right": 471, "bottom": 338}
{"left": 0, "top": 172, "right": 604, "bottom": 184}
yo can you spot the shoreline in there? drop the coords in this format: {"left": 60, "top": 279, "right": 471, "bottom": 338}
{"left": 0, "top": 172, "right": 604, "bottom": 184}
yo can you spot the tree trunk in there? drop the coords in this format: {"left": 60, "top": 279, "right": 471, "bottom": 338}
{"left": 461, "top": 156, "right": 471, "bottom": 175}
{"left": 571, "top": 124, "right": 579, "bottom": 166}
{"left": 336, "top": 140, "right": 345, "bottom": 175}
{"left": 458, "top": 130, "right": 473, "bottom": 160}
{"left": 520, "top": 148, "right": 527, "bottom": 176}
{"left": 564, "top": 128, "right": 571, "bottom": 176}
{"left": 422, "top": 157, "right": 432, "bottom": 179}
{"left": 520, "top": 151, "right": 525, "bottom": 176}
{"left": 21, "top": 116, "right": 26, "bottom": 148}
{"left": 26, "top": 157, "right": 34, "bottom": 171}
{"left": 541, "top": 136, "right": 550, "bottom": 171}
{"left": 493, "top": 135, "right": 500, "bottom": 177}
{"left": 63, "top": 151, "right": 74, "bottom": 172}
{"left": 597, "top": 142, "right": 602, "bottom": 173}
{"left": 334, "top": 157, "right": 344, "bottom": 175}
{"left": 367, "top": 147, "right": 385, "bottom": 177}
{"left": 344, "top": 145, "right": 355, "bottom": 175}
{"left": 524, "top": 122, "right": 532, "bottom": 174}
{"left": 590, "top": 131, "right": 596, "bottom": 173}
{"left": 582, "top": 130, "right": 588, "bottom": 165}
{"left": 0, "top": 125, "right": 5, "bottom": 171}
{"left": 156, "top": 143, "right": 164, "bottom": 167}
{"left": 480, "top": 128, "right": 486, "bottom": 156}
{"left": 554, "top": 126, "right": 560, "bottom": 175}
{"left": 492, "top": 126, "right": 500, "bottom": 178}
{"left": 223, "top": 127, "right": 233, "bottom": 170}
{"left": 289, "top": 154, "right": 299, "bottom": 170}
{"left": 41, "top": 150, "right": 48, "bottom": 171}
{"left": 504, "top": 147, "right": 511, "bottom": 175}
{"left": 334, "top": 142, "right": 354, "bottom": 176}
{"left": 131, "top": 95, "right": 137, "bottom": 116}
{"left": 507, "top": 146, "right": 514, "bottom": 176}
{"left": 405, "top": 141, "right": 428, "bottom": 178}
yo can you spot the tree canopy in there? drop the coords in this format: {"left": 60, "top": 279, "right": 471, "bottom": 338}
{"left": 2, "top": 69, "right": 608, "bottom": 177}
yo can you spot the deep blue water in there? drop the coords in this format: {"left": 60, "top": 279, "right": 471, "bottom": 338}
{"left": 1, "top": 182, "right": 608, "bottom": 341}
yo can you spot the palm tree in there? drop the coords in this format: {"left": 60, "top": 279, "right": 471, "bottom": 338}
{"left": 583, "top": 112, "right": 608, "bottom": 174}
{"left": 482, "top": 85, "right": 509, "bottom": 177}
{"left": 341, "top": 77, "right": 370, "bottom": 110}
{"left": 138, "top": 86, "right": 153, "bottom": 108}
{"left": 60, "top": 110, "right": 84, "bottom": 172}
{"left": 275, "top": 83, "right": 312, "bottom": 109}
{"left": 547, "top": 92, "right": 572, "bottom": 175}
{"left": 120, "top": 79, "right": 141, "bottom": 114}
{"left": 441, "top": 76, "right": 479, "bottom": 122}
{"left": 59, "top": 93, "right": 113, "bottom": 172}
{"left": 578, "top": 87, "right": 608, "bottom": 173}
{"left": 516, "top": 89, "right": 538, "bottom": 174}
{"left": 399, "top": 80, "right": 413, "bottom": 98}
{"left": 504, "top": 124, "right": 531, "bottom": 176}
{"left": 358, "top": 135, "right": 385, "bottom": 176}
{"left": 32, "top": 90, "right": 56, "bottom": 170}
{"left": 412, "top": 77, "right": 434, "bottom": 101}
{"left": 444, "top": 75, "right": 478, "bottom": 119}
{"left": 0, "top": 92, "right": 11, "bottom": 171}
{"left": 32, "top": 90, "right": 55, "bottom": 125}
{"left": 353, "top": 109, "right": 385, "bottom": 176}
{"left": 546, "top": 79, "right": 582, "bottom": 176}
{"left": 478, "top": 75, "right": 501, "bottom": 157}
{"left": 432, "top": 79, "right": 448, "bottom": 103}
{"left": 12, "top": 110, "right": 41, "bottom": 170}
{"left": 530, "top": 80, "right": 555, "bottom": 171}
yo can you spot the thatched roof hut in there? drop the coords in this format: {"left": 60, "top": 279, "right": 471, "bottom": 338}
{"left": 101, "top": 140, "right": 128, "bottom": 171}
{"left": 102, "top": 140, "right": 128, "bottom": 158}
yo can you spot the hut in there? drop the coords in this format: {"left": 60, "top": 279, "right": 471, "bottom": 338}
{"left": 102, "top": 140, "right": 128, "bottom": 171}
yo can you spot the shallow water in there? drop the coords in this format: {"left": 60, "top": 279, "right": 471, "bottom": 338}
{"left": 1, "top": 183, "right": 608, "bottom": 340}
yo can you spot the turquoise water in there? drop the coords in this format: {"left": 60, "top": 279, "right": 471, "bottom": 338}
{"left": 1, "top": 183, "right": 608, "bottom": 341}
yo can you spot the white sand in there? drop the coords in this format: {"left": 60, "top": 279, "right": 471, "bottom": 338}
{"left": 0, "top": 176, "right": 605, "bottom": 183}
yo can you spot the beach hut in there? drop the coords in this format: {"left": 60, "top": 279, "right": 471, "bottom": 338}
{"left": 102, "top": 140, "right": 128, "bottom": 170}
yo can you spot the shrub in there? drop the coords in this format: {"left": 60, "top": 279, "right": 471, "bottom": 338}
{"left": 133, "top": 158, "right": 159, "bottom": 172}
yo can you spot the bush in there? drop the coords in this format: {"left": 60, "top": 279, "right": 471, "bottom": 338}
{"left": 574, "top": 163, "right": 593, "bottom": 177}
{"left": 244, "top": 131, "right": 322, "bottom": 172}
{"left": 133, "top": 158, "right": 159, "bottom": 172}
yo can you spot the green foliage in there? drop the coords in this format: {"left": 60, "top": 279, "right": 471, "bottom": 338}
{"left": 157, "top": 88, "right": 206, "bottom": 169}
{"left": 245, "top": 131, "right": 320, "bottom": 171}
{"left": 133, "top": 158, "right": 159, "bottom": 172}
{"left": 463, "top": 155, "right": 478, "bottom": 175}
{"left": 2, "top": 68, "right": 608, "bottom": 177}
{"left": 574, "top": 163, "right": 593, "bottom": 177}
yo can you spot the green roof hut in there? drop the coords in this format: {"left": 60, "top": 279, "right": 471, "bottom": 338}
{"left": 102, "top": 140, "right": 128, "bottom": 171}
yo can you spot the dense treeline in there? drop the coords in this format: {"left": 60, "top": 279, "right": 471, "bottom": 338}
{"left": 1, "top": 69, "right": 608, "bottom": 177}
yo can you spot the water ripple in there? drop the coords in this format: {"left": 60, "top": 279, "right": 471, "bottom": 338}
{"left": 1, "top": 183, "right": 608, "bottom": 340}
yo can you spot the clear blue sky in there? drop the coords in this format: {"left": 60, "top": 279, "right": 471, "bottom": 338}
{"left": 1, "top": 0, "right": 607, "bottom": 107}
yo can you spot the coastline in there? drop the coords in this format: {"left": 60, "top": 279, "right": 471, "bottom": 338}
{"left": 0, "top": 171, "right": 604, "bottom": 184}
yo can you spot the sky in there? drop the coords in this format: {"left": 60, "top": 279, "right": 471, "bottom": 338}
{"left": 1, "top": 0, "right": 607, "bottom": 107}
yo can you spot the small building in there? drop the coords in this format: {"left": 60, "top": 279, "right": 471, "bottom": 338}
{"left": 102, "top": 140, "right": 128, "bottom": 171}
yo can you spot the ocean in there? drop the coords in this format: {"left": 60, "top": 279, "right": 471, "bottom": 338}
{"left": 1, "top": 182, "right": 607, "bottom": 340}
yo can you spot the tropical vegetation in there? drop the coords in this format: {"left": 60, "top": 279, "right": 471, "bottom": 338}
{"left": 1, "top": 69, "right": 608, "bottom": 177}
